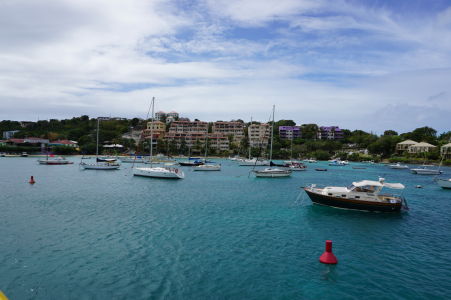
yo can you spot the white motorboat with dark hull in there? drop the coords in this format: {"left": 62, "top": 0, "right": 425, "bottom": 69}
{"left": 80, "top": 162, "right": 120, "bottom": 170}
{"left": 303, "top": 178, "right": 406, "bottom": 212}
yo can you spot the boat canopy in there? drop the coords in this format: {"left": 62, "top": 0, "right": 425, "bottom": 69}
{"left": 352, "top": 180, "right": 405, "bottom": 189}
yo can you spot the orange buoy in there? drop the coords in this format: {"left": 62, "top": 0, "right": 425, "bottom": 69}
{"left": 319, "top": 240, "right": 338, "bottom": 264}
{"left": 29, "top": 176, "right": 36, "bottom": 184}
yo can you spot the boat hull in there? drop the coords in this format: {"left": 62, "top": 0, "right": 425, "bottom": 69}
{"left": 39, "top": 160, "right": 73, "bottom": 165}
{"left": 437, "top": 179, "right": 451, "bottom": 189}
{"left": 304, "top": 188, "right": 402, "bottom": 212}
{"left": 133, "top": 167, "right": 184, "bottom": 179}
{"left": 411, "top": 169, "right": 443, "bottom": 175}
{"left": 254, "top": 170, "right": 291, "bottom": 177}
{"left": 80, "top": 163, "right": 120, "bottom": 170}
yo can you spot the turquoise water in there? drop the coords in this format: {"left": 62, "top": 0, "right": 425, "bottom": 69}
{"left": 1, "top": 157, "right": 451, "bottom": 299}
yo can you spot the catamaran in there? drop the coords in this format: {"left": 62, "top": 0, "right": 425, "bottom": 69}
{"left": 133, "top": 97, "right": 184, "bottom": 179}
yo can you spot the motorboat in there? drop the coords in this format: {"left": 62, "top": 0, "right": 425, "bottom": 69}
{"left": 287, "top": 162, "right": 307, "bottom": 171}
{"left": 21, "top": 152, "right": 29, "bottom": 157}
{"left": 410, "top": 166, "right": 443, "bottom": 175}
{"left": 303, "top": 158, "right": 317, "bottom": 163}
{"left": 38, "top": 156, "right": 73, "bottom": 165}
{"left": 389, "top": 162, "right": 409, "bottom": 169}
{"left": 328, "top": 159, "right": 347, "bottom": 166}
{"left": 193, "top": 164, "right": 221, "bottom": 171}
{"left": 239, "top": 158, "right": 270, "bottom": 166}
{"left": 437, "top": 178, "right": 451, "bottom": 189}
{"left": 315, "top": 168, "right": 327, "bottom": 171}
{"left": 303, "top": 178, "right": 407, "bottom": 212}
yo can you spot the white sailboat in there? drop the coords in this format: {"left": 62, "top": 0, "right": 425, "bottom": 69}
{"left": 193, "top": 135, "right": 221, "bottom": 171}
{"left": 253, "top": 105, "right": 291, "bottom": 178}
{"left": 133, "top": 97, "right": 184, "bottom": 179}
{"left": 437, "top": 178, "right": 451, "bottom": 189}
{"left": 80, "top": 118, "right": 120, "bottom": 170}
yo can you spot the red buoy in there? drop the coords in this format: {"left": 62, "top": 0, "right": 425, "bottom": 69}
{"left": 29, "top": 176, "right": 35, "bottom": 184}
{"left": 319, "top": 240, "right": 338, "bottom": 264}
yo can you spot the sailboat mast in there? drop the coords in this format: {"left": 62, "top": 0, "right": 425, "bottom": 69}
{"left": 269, "top": 105, "right": 274, "bottom": 161}
{"left": 96, "top": 118, "right": 99, "bottom": 157}
{"left": 249, "top": 116, "right": 252, "bottom": 159}
{"left": 204, "top": 135, "right": 208, "bottom": 160}
{"left": 150, "top": 97, "right": 155, "bottom": 168}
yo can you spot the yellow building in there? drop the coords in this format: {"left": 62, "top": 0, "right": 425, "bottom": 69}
{"left": 143, "top": 121, "right": 166, "bottom": 139}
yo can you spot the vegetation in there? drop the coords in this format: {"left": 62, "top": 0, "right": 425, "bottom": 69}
{"left": 1, "top": 118, "right": 449, "bottom": 163}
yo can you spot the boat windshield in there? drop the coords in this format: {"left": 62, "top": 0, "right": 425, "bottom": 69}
{"left": 353, "top": 185, "right": 377, "bottom": 193}
{"left": 347, "top": 184, "right": 355, "bottom": 190}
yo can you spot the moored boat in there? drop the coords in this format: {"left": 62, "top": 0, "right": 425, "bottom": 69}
{"left": 193, "top": 164, "right": 221, "bottom": 171}
{"left": 254, "top": 167, "right": 292, "bottom": 177}
{"left": 436, "top": 179, "right": 451, "bottom": 189}
{"left": 38, "top": 156, "right": 73, "bottom": 165}
{"left": 410, "top": 166, "right": 443, "bottom": 175}
{"left": 389, "top": 162, "right": 409, "bottom": 169}
{"left": 303, "top": 178, "right": 407, "bottom": 212}
{"left": 133, "top": 166, "right": 184, "bottom": 179}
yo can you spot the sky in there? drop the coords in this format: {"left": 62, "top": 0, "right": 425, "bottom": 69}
{"left": 1, "top": 0, "right": 450, "bottom": 134}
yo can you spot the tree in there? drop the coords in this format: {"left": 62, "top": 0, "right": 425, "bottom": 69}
{"left": 301, "top": 124, "right": 318, "bottom": 140}
{"left": 383, "top": 130, "right": 398, "bottom": 136}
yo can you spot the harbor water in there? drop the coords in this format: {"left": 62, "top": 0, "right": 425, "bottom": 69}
{"left": 1, "top": 157, "right": 451, "bottom": 299}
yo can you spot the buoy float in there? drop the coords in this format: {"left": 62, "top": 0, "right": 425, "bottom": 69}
{"left": 319, "top": 240, "right": 338, "bottom": 264}
{"left": 29, "top": 176, "right": 35, "bottom": 184}
{"left": 415, "top": 185, "right": 422, "bottom": 188}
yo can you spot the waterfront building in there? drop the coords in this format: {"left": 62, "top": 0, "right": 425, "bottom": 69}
{"left": 441, "top": 143, "right": 451, "bottom": 159}
{"left": 155, "top": 111, "right": 166, "bottom": 122}
{"left": 279, "top": 126, "right": 301, "bottom": 140}
{"left": 207, "top": 133, "right": 230, "bottom": 151}
{"left": 48, "top": 140, "right": 78, "bottom": 148}
{"left": 407, "top": 142, "right": 436, "bottom": 154}
{"left": 317, "top": 126, "right": 344, "bottom": 140}
{"left": 7, "top": 137, "right": 49, "bottom": 151}
{"left": 396, "top": 140, "right": 418, "bottom": 153}
{"left": 212, "top": 121, "right": 244, "bottom": 144}
{"left": 2, "top": 130, "right": 20, "bottom": 139}
{"left": 167, "top": 111, "right": 179, "bottom": 119}
{"left": 168, "top": 120, "right": 208, "bottom": 135}
{"left": 143, "top": 121, "right": 166, "bottom": 139}
{"left": 248, "top": 123, "right": 270, "bottom": 148}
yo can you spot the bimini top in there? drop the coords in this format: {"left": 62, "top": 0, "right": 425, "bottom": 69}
{"left": 352, "top": 178, "right": 405, "bottom": 190}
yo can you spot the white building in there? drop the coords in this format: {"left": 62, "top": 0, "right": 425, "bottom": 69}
{"left": 248, "top": 123, "right": 270, "bottom": 148}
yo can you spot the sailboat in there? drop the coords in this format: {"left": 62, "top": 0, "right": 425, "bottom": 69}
{"left": 133, "top": 97, "right": 184, "bottom": 179}
{"left": 193, "top": 135, "right": 221, "bottom": 171}
{"left": 80, "top": 118, "right": 120, "bottom": 170}
{"left": 253, "top": 105, "right": 291, "bottom": 178}
{"left": 239, "top": 117, "right": 270, "bottom": 166}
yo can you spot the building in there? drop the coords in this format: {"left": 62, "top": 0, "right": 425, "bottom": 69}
{"left": 207, "top": 133, "right": 229, "bottom": 152}
{"left": 248, "top": 123, "right": 270, "bottom": 148}
{"left": 48, "top": 140, "right": 78, "bottom": 148}
{"left": 155, "top": 111, "right": 166, "bottom": 122}
{"left": 441, "top": 143, "right": 451, "bottom": 159}
{"left": 167, "top": 111, "right": 179, "bottom": 119}
{"left": 143, "top": 121, "right": 166, "bottom": 139}
{"left": 279, "top": 126, "right": 301, "bottom": 140}
{"left": 168, "top": 120, "right": 208, "bottom": 135}
{"left": 2, "top": 130, "right": 19, "bottom": 139}
{"left": 396, "top": 140, "right": 418, "bottom": 153}
{"left": 212, "top": 121, "right": 244, "bottom": 143}
{"left": 317, "top": 126, "right": 344, "bottom": 140}
{"left": 408, "top": 142, "right": 436, "bottom": 154}
{"left": 7, "top": 137, "right": 49, "bottom": 151}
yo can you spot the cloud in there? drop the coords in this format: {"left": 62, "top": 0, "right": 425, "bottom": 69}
{"left": 0, "top": 0, "right": 450, "bottom": 134}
